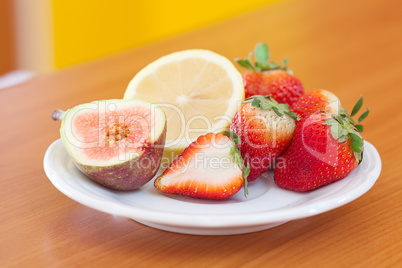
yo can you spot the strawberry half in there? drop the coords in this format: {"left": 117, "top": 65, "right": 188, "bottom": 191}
{"left": 235, "top": 43, "right": 304, "bottom": 106}
{"left": 291, "top": 89, "right": 341, "bottom": 119}
{"left": 154, "top": 132, "right": 250, "bottom": 200}
{"left": 230, "top": 95, "right": 297, "bottom": 181}
{"left": 274, "top": 97, "right": 369, "bottom": 191}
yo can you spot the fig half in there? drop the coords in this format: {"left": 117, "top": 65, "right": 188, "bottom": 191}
{"left": 54, "top": 99, "right": 166, "bottom": 190}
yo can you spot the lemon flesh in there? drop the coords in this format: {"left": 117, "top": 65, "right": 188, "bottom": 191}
{"left": 124, "top": 49, "right": 244, "bottom": 166}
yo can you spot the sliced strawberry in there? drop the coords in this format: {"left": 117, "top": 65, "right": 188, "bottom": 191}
{"left": 154, "top": 132, "right": 249, "bottom": 200}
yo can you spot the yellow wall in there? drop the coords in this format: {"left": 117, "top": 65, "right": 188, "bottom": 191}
{"left": 52, "top": 0, "right": 276, "bottom": 68}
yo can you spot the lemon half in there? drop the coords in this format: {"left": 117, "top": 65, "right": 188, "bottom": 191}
{"left": 124, "top": 49, "right": 244, "bottom": 166}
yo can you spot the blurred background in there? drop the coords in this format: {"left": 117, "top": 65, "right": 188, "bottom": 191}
{"left": 0, "top": 0, "right": 277, "bottom": 87}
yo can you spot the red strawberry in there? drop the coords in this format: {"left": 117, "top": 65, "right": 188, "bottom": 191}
{"left": 230, "top": 95, "right": 297, "bottom": 181}
{"left": 236, "top": 43, "right": 304, "bottom": 106}
{"left": 154, "top": 132, "right": 250, "bottom": 200}
{"left": 291, "top": 89, "right": 341, "bottom": 119}
{"left": 274, "top": 97, "right": 369, "bottom": 191}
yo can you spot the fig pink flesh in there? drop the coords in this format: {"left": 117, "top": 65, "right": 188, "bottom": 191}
{"left": 73, "top": 106, "right": 153, "bottom": 161}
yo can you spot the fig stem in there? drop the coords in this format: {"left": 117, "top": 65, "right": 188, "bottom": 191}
{"left": 52, "top": 109, "right": 66, "bottom": 121}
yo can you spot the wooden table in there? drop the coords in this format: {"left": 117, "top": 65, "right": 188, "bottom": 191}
{"left": 2, "top": 0, "right": 401, "bottom": 266}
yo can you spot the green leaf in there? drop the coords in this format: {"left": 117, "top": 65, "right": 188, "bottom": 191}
{"left": 358, "top": 108, "right": 370, "bottom": 122}
{"left": 331, "top": 124, "right": 342, "bottom": 139}
{"left": 231, "top": 147, "right": 249, "bottom": 198}
{"left": 255, "top": 61, "right": 269, "bottom": 69}
{"left": 223, "top": 130, "right": 240, "bottom": 145}
{"left": 351, "top": 96, "right": 363, "bottom": 116}
{"left": 272, "top": 106, "right": 283, "bottom": 117}
{"left": 278, "top": 103, "right": 290, "bottom": 111}
{"left": 243, "top": 163, "right": 250, "bottom": 197}
{"left": 351, "top": 143, "right": 362, "bottom": 153}
{"left": 233, "top": 152, "right": 243, "bottom": 168}
{"left": 254, "top": 43, "right": 269, "bottom": 64}
{"left": 350, "top": 133, "right": 363, "bottom": 147}
{"left": 338, "top": 135, "right": 349, "bottom": 143}
{"left": 332, "top": 114, "right": 343, "bottom": 123}
{"left": 243, "top": 163, "right": 250, "bottom": 179}
{"left": 259, "top": 102, "right": 272, "bottom": 110}
{"left": 349, "top": 133, "right": 364, "bottom": 153}
{"left": 235, "top": 58, "right": 257, "bottom": 72}
{"left": 354, "top": 124, "right": 364, "bottom": 133}
{"left": 354, "top": 152, "right": 363, "bottom": 164}
{"left": 339, "top": 107, "right": 349, "bottom": 118}
{"left": 267, "top": 62, "right": 280, "bottom": 69}
{"left": 247, "top": 51, "right": 253, "bottom": 60}
{"left": 284, "top": 110, "right": 299, "bottom": 120}
{"left": 323, "top": 118, "right": 338, "bottom": 125}
{"left": 251, "top": 98, "right": 261, "bottom": 108}
{"left": 257, "top": 61, "right": 279, "bottom": 70}
{"left": 283, "top": 57, "right": 289, "bottom": 69}
{"left": 266, "top": 95, "right": 278, "bottom": 104}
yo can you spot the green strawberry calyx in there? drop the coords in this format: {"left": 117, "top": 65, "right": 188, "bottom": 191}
{"left": 223, "top": 130, "right": 250, "bottom": 197}
{"left": 340, "top": 95, "right": 370, "bottom": 133}
{"left": 322, "top": 96, "right": 369, "bottom": 163}
{"left": 244, "top": 95, "right": 299, "bottom": 120}
{"left": 235, "top": 42, "right": 293, "bottom": 74}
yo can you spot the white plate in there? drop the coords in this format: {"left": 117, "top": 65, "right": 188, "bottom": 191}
{"left": 44, "top": 139, "right": 381, "bottom": 235}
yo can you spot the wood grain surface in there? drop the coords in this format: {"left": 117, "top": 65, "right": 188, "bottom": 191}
{"left": 1, "top": 0, "right": 401, "bottom": 267}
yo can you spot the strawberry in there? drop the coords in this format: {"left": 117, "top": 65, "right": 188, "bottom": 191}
{"left": 229, "top": 95, "right": 297, "bottom": 181}
{"left": 274, "top": 97, "right": 370, "bottom": 191}
{"left": 235, "top": 43, "right": 304, "bottom": 106}
{"left": 154, "top": 132, "right": 250, "bottom": 200}
{"left": 291, "top": 89, "right": 341, "bottom": 119}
